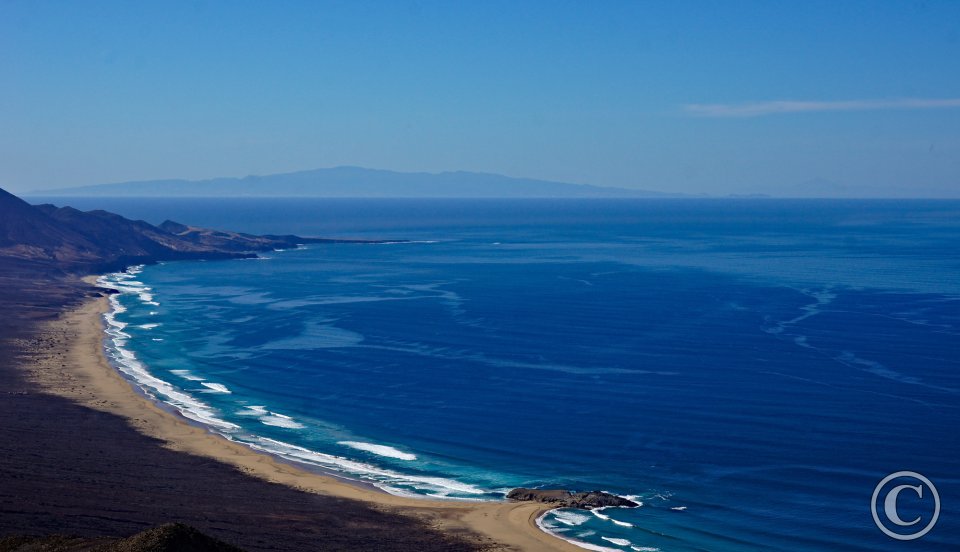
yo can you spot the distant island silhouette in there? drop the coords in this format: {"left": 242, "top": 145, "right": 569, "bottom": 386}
{"left": 30, "top": 166, "right": 679, "bottom": 199}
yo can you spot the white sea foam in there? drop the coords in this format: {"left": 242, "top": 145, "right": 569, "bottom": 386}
{"left": 200, "top": 382, "right": 231, "bottom": 393}
{"left": 105, "top": 316, "right": 127, "bottom": 331}
{"left": 338, "top": 441, "right": 417, "bottom": 461}
{"left": 237, "top": 406, "right": 305, "bottom": 429}
{"left": 237, "top": 406, "right": 304, "bottom": 428}
{"left": 170, "top": 369, "right": 204, "bottom": 381}
{"left": 98, "top": 268, "right": 239, "bottom": 433}
{"left": 591, "top": 509, "right": 611, "bottom": 521}
{"left": 100, "top": 269, "right": 161, "bottom": 306}
{"left": 260, "top": 415, "right": 306, "bottom": 429}
{"left": 138, "top": 323, "right": 160, "bottom": 330}
{"left": 104, "top": 332, "right": 237, "bottom": 430}
{"left": 601, "top": 537, "right": 631, "bottom": 546}
{"left": 552, "top": 511, "right": 591, "bottom": 526}
{"left": 588, "top": 507, "right": 635, "bottom": 527}
{"left": 631, "top": 547, "right": 660, "bottom": 551}
{"left": 671, "top": 506, "right": 687, "bottom": 511}
{"left": 245, "top": 436, "right": 486, "bottom": 497}
{"left": 535, "top": 512, "right": 620, "bottom": 552}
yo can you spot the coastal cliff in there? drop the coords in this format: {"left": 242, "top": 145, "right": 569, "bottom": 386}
{"left": 0, "top": 186, "right": 344, "bottom": 276}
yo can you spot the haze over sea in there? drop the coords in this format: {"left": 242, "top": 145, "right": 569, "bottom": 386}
{"left": 59, "top": 198, "right": 957, "bottom": 551}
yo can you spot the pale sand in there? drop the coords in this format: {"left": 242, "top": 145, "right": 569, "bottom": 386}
{"left": 28, "top": 290, "right": 582, "bottom": 552}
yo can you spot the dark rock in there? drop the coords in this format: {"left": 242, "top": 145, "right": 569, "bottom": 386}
{"left": 105, "top": 523, "right": 245, "bottom": 552}
{"left": 506, "top": 488, "right": 638, "bottom": 509}
{"left": 0, "top": 523, "right": 244, "bottom": 552}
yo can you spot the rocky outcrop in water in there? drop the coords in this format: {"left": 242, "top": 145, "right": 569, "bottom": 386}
{"left": 506, "top": 488, "right": 638, "bottom": 509}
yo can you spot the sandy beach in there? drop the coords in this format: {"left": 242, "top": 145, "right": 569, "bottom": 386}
{"left": 21, "top": 286, "right": 581, "bottom": 552}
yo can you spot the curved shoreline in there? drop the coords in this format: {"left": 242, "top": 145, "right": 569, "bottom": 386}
{"left": 34, "top": 286, "right": 582, "bottom": 552}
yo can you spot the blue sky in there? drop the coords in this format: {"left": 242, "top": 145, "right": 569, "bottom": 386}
{"left": 1, "top": 0, "right": 958, "bottom": 196}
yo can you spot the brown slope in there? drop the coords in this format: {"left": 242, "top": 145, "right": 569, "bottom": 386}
{"left": 33, "top": 205, "right": 235, "bottom": 261}
{"left": 156, "top": 220, "right": 304, "bottom": 252}
{"left": 0, "top": 188, "right": 264, "bottom": 274}
{"left": 0, "top": 188, "right": 103, "bottom": 267}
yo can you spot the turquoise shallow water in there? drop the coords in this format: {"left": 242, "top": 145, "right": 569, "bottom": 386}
{"left": 82, "top": 199, "right": 959, "bottom": 551}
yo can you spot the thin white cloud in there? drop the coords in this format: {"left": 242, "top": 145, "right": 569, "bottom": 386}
{"left": 684, "top": 98, "right": 960, "bottom": 117}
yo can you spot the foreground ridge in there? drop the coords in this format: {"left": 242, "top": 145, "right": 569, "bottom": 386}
{"left": 0, "top": 523, "right": 245, "bottom": 552}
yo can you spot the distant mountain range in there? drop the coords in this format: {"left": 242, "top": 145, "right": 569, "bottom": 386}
{"left": 30, "top": 166, "right": 678, "bottom": 198}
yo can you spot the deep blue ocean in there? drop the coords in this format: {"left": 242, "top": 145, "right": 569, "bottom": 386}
{"left": 42, "top": 198, "right": 959, "bottom": 551}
